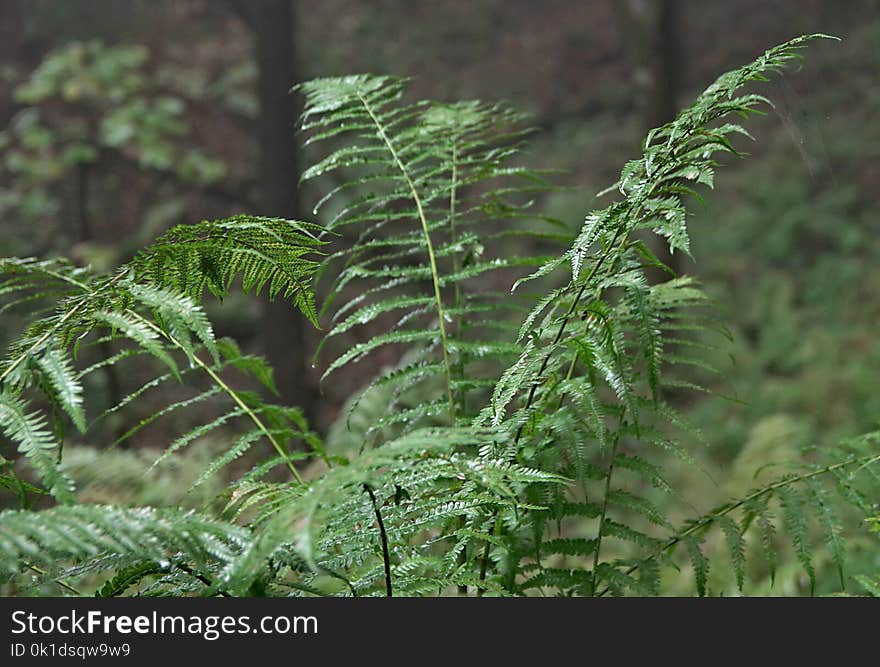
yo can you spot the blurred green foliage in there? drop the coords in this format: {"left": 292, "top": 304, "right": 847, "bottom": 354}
{"left": 0, "top": 41, "right": 225, "bottom": 258}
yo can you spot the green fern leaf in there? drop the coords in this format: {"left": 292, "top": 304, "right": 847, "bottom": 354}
{"left": 717, "top": 516, "right": 746, "bottom": 592}
{"left": 684, "top": 536, "right": 709, "bottom": 597}
{"left": 36, "top": 346, "right": 86, "bottom": 433}
{"left": 777, "top": 486, "right": 815, "bottom": 593}
{"left": 0, "top": 390, "right": 73, "bottom": 502}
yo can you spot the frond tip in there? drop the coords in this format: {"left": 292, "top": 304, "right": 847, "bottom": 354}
{"left": 132, "top": 215, "right": 325, "bottom": 326}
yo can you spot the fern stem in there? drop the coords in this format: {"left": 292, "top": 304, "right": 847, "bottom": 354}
{"left": 449, "top": 143, "right": 460, "bottom": 298}
{"left": 478, "top": 227, "right": 627, "bottom": 589}
{"left": 476, "top": 517, "right": 501, "bottom": 597}
{"left": 126, "top": 311, "right": 304, "bottom": 484}
{"left": 595, "top": 451, "right": 880, "bottom": 597}
{"left": 364, "top": 483, "right": 393, "bottom": 597}
{"left": 0, "top": 270, "right": 127, "bottom": 385}
{"left": 356, "top": 91, "right": 456, "bottom": 422}
{"left": 193, "top": 359, "right": 304, "bottom": 484}
{"left": 590, "top": 411, "right": 626, "bottom": 595}
{"left": 449, "top": 141, "right": 467, "bottom": 412}
{"left": 450, "top": 142, "right": 469, "bottom": 596}
{"left": 26, "top": 563, "right": 81, "bottom": 596}
{"left": 175, "top": 562, "right": 230, "bottom": 597}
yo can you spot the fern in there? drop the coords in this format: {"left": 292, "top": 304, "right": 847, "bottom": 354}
{"left": 300, "top": 75, "right": 556, "bottom": 431}
{"left": 470, "top": 33, "right": 859, "bottom": 597}
{"left": 0, "top": 216, "right": 322, "bottom": 501}
{"left": 595, "top": 438, "right": 880, "bottom": 596}
{"left": 219, "top": 426, "right": 563, "bottom": 596}
{"left": 0, "top": 389, "right": 74, "bottom": 502}
{"left": 2, "top": 34, "right": 876, "bottom": 598}
{"left": 0, "top": 505, "right": 249, "bottom": 595}
{"left": 131, "top": 215, "right": 324, "bottom": 326}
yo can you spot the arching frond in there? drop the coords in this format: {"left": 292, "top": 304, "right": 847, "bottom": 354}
{"left": 132, "top": 215, "right": 325, "bottom": 326}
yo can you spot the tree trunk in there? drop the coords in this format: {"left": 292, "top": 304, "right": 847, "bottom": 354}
{"left": 617, "top": 0, "right": 683, "bottom": 283}
{"left": 0, "top": 1, "right": 23, "bottom": 126}
{"left": 231, "top": 0, "right": 318, "bottom": 426}
{"left": 643, "top": 0, "right": 681, "bottom": 133}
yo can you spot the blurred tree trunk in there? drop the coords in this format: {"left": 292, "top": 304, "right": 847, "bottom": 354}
{"left": 226, "top": 0, "right": 317, "bottom": 426}
{"left": 0, "top": 1, "right": 23, "bottom": 126}
{"left": 616, "top": 0, "right": 683, "bottom": 283}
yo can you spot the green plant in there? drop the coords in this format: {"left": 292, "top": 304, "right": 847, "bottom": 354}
{"left": 0, "top": 34, "right": 876, "bottom": 597}
{"left": 0, "top": 41, "right": 226, "bottom": 260}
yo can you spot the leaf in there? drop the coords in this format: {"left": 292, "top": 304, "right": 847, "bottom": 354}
{"left": 717, "top": 516, "right": 746, "bottom": 592}
{"left": 91, "top": 310, "right": 180, "bottom": 379}
{"left": 36, "top": 346, "right": 86, "bottom": 433}
{"left": 0, "top": 390, "right": 73, "bottom": 502}
{"left": 133, "top": 216, "right": 324, "bottom": 327}
{"left": 778, "top": 486, "right": 815, "bottom": 594}
{"left": 684, "top": 536, "right": 709, "bottom": 597}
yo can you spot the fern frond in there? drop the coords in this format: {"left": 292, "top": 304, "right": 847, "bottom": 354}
{"left": 96, "top": 561, "right": 166, "bottom": 597}
{"left": 301, "top": 74, "right": 555, "bottom": 435}
{"left": 0, "top": 505, "right": 250, "bottom": 592}
{"left": 222, "top": 426, "right": 563, "bottom": 595}
{"left": 778, "top": 486, "right": 815, "bottom": 592}
{"left": 0, "top": 389, "right": 74, "bottom": 502}
{"left": 132, "top": 215, "right": 324, "bottom": 326}
{"left": 36, "top": 345, "right": 86, "bottom": 433}
{"left": 0, "top": 213, "right": 324, "bottom": 503}
{"left": 597, "top": 441, "right": 880, "bottom": 596}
